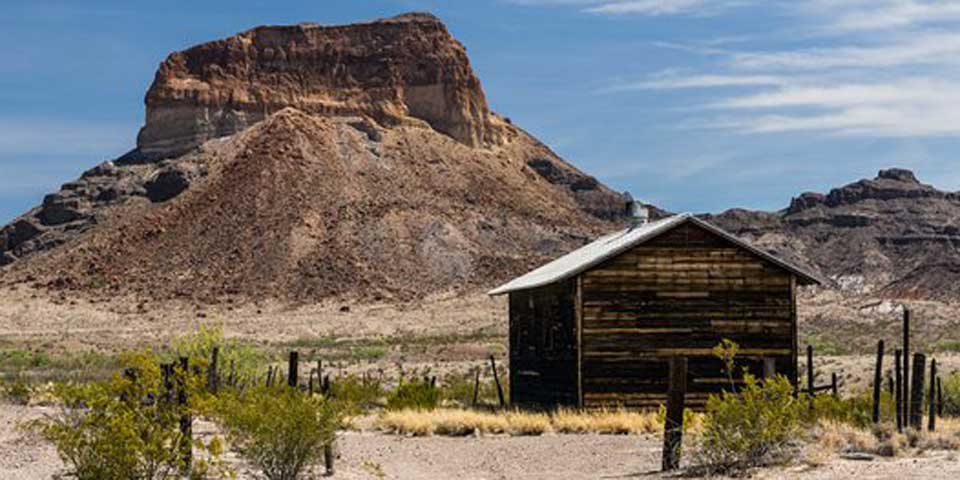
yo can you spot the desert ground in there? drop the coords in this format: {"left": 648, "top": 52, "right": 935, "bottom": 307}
{"left": 2, "top": 285, "right": 960, "bottom": 479}
{"left": 2, "top": 402, "right": 960, "bottom": 480}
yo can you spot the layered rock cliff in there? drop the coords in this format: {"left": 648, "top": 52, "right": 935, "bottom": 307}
{"left": 708, "top": 169, "right": 960, "bottom": 299}
{"left": 0, "top": 13, "right": 628, "bottom": 302}
{"left": 136, "top": 12, "right": 507, "bottom": 160}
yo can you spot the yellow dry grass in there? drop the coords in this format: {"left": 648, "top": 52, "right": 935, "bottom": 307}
{"left": 374, "top": 407, "right": 678, "bottom": 437}
{"left": 552, "top": 407, "right": 662, "bottom": 435}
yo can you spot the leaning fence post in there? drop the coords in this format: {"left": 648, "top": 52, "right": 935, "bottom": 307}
{"left": 288, "top": 351, "right": 299, "bottom": 388}
{"left": 903, "top": 309, "right": 911, "bottom": 421}
{"left": 909, "top": 353, "right": 925, "bottom": 430}
{"left": 872, "top": 340, "right": 884, "bottom": 423}
{"left": 928, "top": 359, "right": 937, "bottom": 432}
{"left": 490, "top": 355, "right": 505, "bottom": 408}
{"left": 895, "top": 349, "right": 903, "bottom": 432}
{"left": 661, "top": 356, "right": 688, "bottom": 472}
{"left": 177, "top": 356, "right": 192, "bottom": 472}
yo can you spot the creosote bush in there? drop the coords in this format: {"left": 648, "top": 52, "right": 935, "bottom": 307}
{"left": 692, "top": 375, "right": 806, "bottom": 475}
{"left": 214, "top": 385, "right": 340, "bottom": 480}
{"left": 386, "top": 379, "right": 439, "bottom": 411}
{"left": 26, "top": 351, "right": 225, "bottom": 480}
{"left": 327, "top": 373, "right": 384, "bottom": 414}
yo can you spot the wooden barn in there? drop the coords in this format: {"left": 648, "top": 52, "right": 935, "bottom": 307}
{"left": 489, "top": 212, "right": 822, "bottom": 409}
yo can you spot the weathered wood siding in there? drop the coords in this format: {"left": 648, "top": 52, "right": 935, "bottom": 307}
{"left": 580, "top": 222, "right": 796, "bottom": 409}
{"left": 509, "top": 280, "right": 578, "bottom": 408}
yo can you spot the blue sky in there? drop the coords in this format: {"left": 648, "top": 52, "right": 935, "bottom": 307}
{"left": 3, "top": 0, "right": 960, "bottom": 223}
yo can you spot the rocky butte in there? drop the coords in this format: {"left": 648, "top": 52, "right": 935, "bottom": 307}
{"left": 708, "top": 168, "right": 960, "bottom": 299}
{"left": 0, "top": 13, "right": 627, "bottom": 302}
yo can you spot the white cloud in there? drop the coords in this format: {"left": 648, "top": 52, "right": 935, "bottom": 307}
{"left": 730, "top": 33, "right": 960, "bottom": 70}
{"left": 800, "top": 0, "right": 960, "bottom": 32}
{"left": 506, "top": 0, "right": 751, "bottom": 16}
{"left": 605, "top": 74, "right": 787, "bottom": 91}
{"left": 585, "top": 0, "right": 707, "bottom": 15}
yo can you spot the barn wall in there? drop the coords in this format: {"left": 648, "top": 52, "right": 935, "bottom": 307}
{"left": 579, "top": 222, "right": 796, "bottom": 409}
{"left": 508, "top": 280, "right": 578, "bottom": 408}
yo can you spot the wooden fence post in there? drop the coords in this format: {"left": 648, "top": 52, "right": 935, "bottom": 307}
{"left": 490, "top": 355, "right": 505, "bottom": 408}
{"left": 288, "top": 351, "right": 299, "bottom": 388}
{"left": 894, "top": 349, "right": 903, "bottom": 432}
{"left": 909, "top": 353, "right": 925, "bottom": 430}
{"left": 831, "top": 372, "right": 838, "bottom": 398}
{"left": 207, "top": 346, "right": 219, "bottom": 393}
{"left": 937, "top": 376, "right": 944, "bottom": 417}
{"left": 872, "top": 340, "right": 884, "bottom": 423}
{"left": 928, "top": 359, "right": 937, "bottom": 432}
{"left": 471, "top": 367, "right": 481, "bottom": 407}
{"left": 806, "top": 345, "right": 814, "bottom": 396}
{"left": 903, "top": 309, "right": 911, "bottom": 420}
{"left": 177, "top": 356, "right": 192, "bottom": 472}
{"left": 324, "top": 441, "right": 335, "bottom": 476}
{"left": 661, "top": 356, "right": 688, "bottom": 472}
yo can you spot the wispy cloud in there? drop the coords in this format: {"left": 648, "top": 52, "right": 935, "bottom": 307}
{"left": 506, "top": 0, "right": 751, "bottom": 16}
{"left": 799, "top": 0, "right": 960, "bottom": 32}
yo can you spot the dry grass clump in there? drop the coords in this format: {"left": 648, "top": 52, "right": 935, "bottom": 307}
{"left": 810, "top": 420, "right": 879, "bottom": 454}
{"left": 552, "top": 408, "right": 660, "bottom": 435}
{"left": 504, "top": 411, "right": 550, "bottom": 436}
{"left": 376, "top": 407, "right": 674, "bottom": 437}
{"left": 377, "top": 409, "right": 435, "bottom": 436}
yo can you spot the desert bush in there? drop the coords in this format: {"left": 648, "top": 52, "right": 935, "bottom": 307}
{"left": 809, "top": 391, "right": 876, "bottom": 428}
{"left": 26, "top": 351, "right": 223, "bottom": 480}
{"left": 942, "top": 372, "right": 960, "bottom": 417}
{"left": 215, "top": 385, "right": 340, "bottom": 480}
{"left": 327, "top": 373, "right": 384, "bottom": 413}
{"left": 386, "top": 379, "right": 439, "bottom": 411}
{"left": 3, "top": 379, "right": 32, "bottom": 405}
{"left": 438, "top": 371, "right": 505, "bottom": 408}
{"left": 170, "top": 324, "right": 267, "bottom": 389}
{"left": 692, "top": 375, "right": 806, "bottom": 475}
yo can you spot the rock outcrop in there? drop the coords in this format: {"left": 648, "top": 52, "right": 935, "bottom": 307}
{"left": 0, "top": 14, "right": 628, "bottom": 302}
{"left": 708, "top": 168, "right": 960, "bottom": 299}
{"left": 136, "top": 12, "right": 507, "bottom": 160}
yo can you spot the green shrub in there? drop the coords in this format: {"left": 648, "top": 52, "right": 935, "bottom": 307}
{"left": 693, "top": 375, "right": 807, "bottom": 475}
{"left": 26, "top": 351, "right": 223, "bottom": 480}
{"left": 3, "top": 380, "right": 32, "bottom": 405}
{"left": 439, "top": 371, "right": 504, "bottom": 408}
{"left": 809, "top": 391, "right": 876, "bottom": 428}
{"left": 215, "top": 385, "right": 340, "bottom": 480}
{"left": 169, "top": 324, "right": 267, "bottom": 389}
{"left": 942, "top": 372, "right": 960, "bottom": 416}
{"left": 386, "top": 379, "right": 439, "bottom": 411}
{"left": 327, "top": 373, "right": 384, "bottom": 413}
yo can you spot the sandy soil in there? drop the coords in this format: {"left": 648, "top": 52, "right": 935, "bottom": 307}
{"left": 3, "top": 402, "right": 959, "bottom": 480}
{"left": 0, "top": 287, "right": 505, "bottom": 352}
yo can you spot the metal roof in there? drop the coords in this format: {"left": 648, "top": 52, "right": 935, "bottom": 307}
{"left": 488, "top": 213, "right": 823, "bottom": 296}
